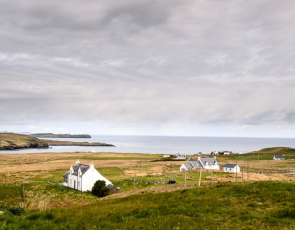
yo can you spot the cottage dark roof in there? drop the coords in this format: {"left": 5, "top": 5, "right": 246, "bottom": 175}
{"left": 183, "top": 163, "right": 193, "bottom": 170}
{"left": 274, "top": 155, "right": 284, "bottom": 158}
{"left": 71, "top": 163, "right": 90, "bottom": 176}
{"left": 63, "top": 173, "right": 69, "bottom": 178}
{"left": 199, "top": 157, "right": 219, "bottom": 166}
{"left": 190, "top": 161, "right": 203, "bottom": 169}
{"left": 223, "top": 164, "right": 237, "bottom": 168}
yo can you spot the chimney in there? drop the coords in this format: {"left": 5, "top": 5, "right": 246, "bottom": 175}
{"left": 90, "top": 162, "right": 94, "bottom": 169}
{"left": 76, "top": 159, "right": 80, "bottom": 165}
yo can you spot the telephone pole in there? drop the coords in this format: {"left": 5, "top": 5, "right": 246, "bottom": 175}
{"left": 199, "top": 169, "right": 202, "bottom": 187}
{"left": 247, "top": 155, "right": 250, "bottom": 183}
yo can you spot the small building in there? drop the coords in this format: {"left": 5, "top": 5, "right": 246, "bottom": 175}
{"left": 63, "top": 160, "right": 113, "bottom": 192}
{"left": 180, "top": 156, "right": 219, "bottom": 171}
{"left": 173, "top": 153, "right": 186, "bottom": 160}
{"left": 223, "top": 164, "right": 240, "bottom": 173}
{"left": 273, "top": 155, "right": 285, "bottom": 160}
{"left": 163, "top": 155, "right": 170, "bottom": 158}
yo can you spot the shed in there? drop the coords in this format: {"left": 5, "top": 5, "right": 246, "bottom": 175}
{"left": 223, "top": 164, "right": 240, "bottom": 173}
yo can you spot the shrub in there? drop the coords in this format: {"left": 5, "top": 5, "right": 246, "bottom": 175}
{"left": 91, "top": 180, "right": 110, "bottom": 197}
{"left": 7, "top": 206, "right": 25, "bottom": 216}
{"left": 26, "top": 213, "right": 41, "bottom": 220}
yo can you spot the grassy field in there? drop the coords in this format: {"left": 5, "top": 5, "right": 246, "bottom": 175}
{"left": 2, "top": 182, "right": 295, "bottom": 229}
{"left": 1, "top": 147, "right": 295, "bottom": 229}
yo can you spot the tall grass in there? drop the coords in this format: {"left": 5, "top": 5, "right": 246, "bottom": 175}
{"left": 1, "top": 182, "right": 295, "bottom": 229}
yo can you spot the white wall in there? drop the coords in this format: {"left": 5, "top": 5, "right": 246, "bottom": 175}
{"left": 223, "top": 166, "right": 240, "bottom": 173}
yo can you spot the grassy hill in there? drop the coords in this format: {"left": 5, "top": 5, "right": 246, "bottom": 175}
{"left": 0, "top": 133, "right": 48, "bottom": 150}
{"left": 1, "top": 182, "right": 295, "bottom": 229}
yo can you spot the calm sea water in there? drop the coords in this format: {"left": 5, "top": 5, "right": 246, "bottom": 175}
{"left": 1, "top": 135, "right": 295, "bottom": 154}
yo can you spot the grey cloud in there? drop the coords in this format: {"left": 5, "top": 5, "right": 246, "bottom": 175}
{"left": 1, "top": 0, "right": 295, "bottom": 135}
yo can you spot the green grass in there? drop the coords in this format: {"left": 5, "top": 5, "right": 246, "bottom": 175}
{"left": 0, "top": 185, "right": 22, "bottom": 206}
{"left": 218, "top": 147, "right": 295, "bottom": 161}
{"left": 2, "top": 182, "right": 295, "bottom": 229}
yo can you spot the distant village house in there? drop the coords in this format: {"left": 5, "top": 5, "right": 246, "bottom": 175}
{"left": 180, "top": 156, "right": 219, "bottom": 172}
{"left": 273, "top": 155, "right": 285, "bottom": 160}
{"left": 173, "top": 153, "right": 186, "bottom": 160}
{"left": 223, "top": 164, "right": 240, "bottom": 173}
{"left": 63, "top": 160, "right": 113, "bottom": 192}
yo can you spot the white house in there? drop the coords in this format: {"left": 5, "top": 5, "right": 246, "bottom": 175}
{"left": 173, "top": 153, "right": 186, "bottom": 160}
{"left": 63, "top": 160, "right": 113, "bottom": 192}
{"left": 273, "top": 155, "right": 285, "bottom": 160}
{"left": 180, "top": 157, "right": 219, "bottom": 172}
{"left": 163, "top": 155, "right": 170, "bottom": 158}
{"left": 223, "top": 164, "right": 240, "bottom": 173}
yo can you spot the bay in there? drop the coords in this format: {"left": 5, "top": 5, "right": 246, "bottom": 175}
{"left": 0, "top": 135, "right": 295, "bottom": 154}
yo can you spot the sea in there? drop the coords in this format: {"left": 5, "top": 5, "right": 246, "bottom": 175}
{"left": 1, "top": 135, "right": 295, "bottom": 155}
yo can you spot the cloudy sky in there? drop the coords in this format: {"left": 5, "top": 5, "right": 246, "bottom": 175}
{"left": 1, "top": 0, "right": 295, "bottom": 137}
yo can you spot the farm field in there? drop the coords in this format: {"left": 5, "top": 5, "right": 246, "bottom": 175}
{"left": 1, "top": 147, "right": 295, "bottom": 229}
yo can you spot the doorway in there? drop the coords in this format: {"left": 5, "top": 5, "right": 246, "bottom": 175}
{"left": 74, "top": 181, "right": 76, "bottom": 189}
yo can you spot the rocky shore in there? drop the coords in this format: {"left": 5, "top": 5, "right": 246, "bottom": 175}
{"left": 0, "top": 140, "right": 49, "bottom": 151}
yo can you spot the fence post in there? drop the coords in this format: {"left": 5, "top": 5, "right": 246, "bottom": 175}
{"left": 185, "top": 170, "right": 186, "bottom": 189}
{"left": 22, "top": 180, "right": 26, "bottom": 210}
{"left": 211, "top": 170, "right": 213, "bottom": 187}
{"left": 242, "top": 167, "right": 244, "bottom": 185}
{"left": 199, "top": 169, "right": 202, "bottom": 187}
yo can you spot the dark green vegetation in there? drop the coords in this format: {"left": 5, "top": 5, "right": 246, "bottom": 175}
{"left": 31, "top": 133, "right": 91, "bottom": 138}
{"left": 1, "top": 182, "right": 295, "bottom": 229}
{"left": 0, "top": 133, "right": 48, "bottom": 150}
{"left": 220, "top": 147, "right": 295, "bottom": 161}
{"left": 91, "top": 180, "right": 110, "bottom": 197}
{"left": 42, "top": 139, "right": 115, "bottom": 147}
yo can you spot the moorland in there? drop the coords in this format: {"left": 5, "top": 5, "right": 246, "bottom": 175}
{"left": 1, "top": 147, "right": 295, "bottom": 229}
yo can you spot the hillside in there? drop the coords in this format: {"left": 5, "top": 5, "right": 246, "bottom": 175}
{"left": 0, "top": 133, "right": 49, "bottom": 150}
{"left": 247, "top": 147, "right": 295, "bottom": 156}
{"left": 31, "top": 133, "right": 91, "bottom": 138}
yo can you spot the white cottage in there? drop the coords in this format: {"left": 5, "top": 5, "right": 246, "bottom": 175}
{"left": 173, "top": 153, "right": 186, "bottom": 160}
{"left": 63, "top": 160, "right": 112, "bottom": 192}
{"left": 180, "top": 156, "right": 220, "bottom": 172}
{"left": 223, "top": 164, "right": 240, "bottom": 173}
{"left": 273, "top": 155, "right": 285, "bottom": 160}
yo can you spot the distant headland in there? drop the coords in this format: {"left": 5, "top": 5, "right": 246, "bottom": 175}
{"left": 0, "top": 133, "right": 49, "bottom": 150}
{"left": 31, "top": 133, "right": 91, "bottom": 138}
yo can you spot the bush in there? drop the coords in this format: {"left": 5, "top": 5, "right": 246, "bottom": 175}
{"left": 7, "top": 206, "right": 25, "bottom": 216}
{"left": 91, "top": 180, "right": 110, "bottom": 197}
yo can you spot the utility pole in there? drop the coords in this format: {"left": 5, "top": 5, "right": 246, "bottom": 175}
{"left": 236, "top": 155, "right": 238, "bottom": 185}
{"left": 185, "top": 170, "right": 186, "bottom": 189}
{"left": 247, "top": 155, "right": 250, "bottom": 183}
{"left": 199, "top": 168, "right": 202, "bottom": 187}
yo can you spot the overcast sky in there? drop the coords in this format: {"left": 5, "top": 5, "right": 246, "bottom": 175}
{"left": 1, "top": 0, "right": 295, "bottom": 137}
